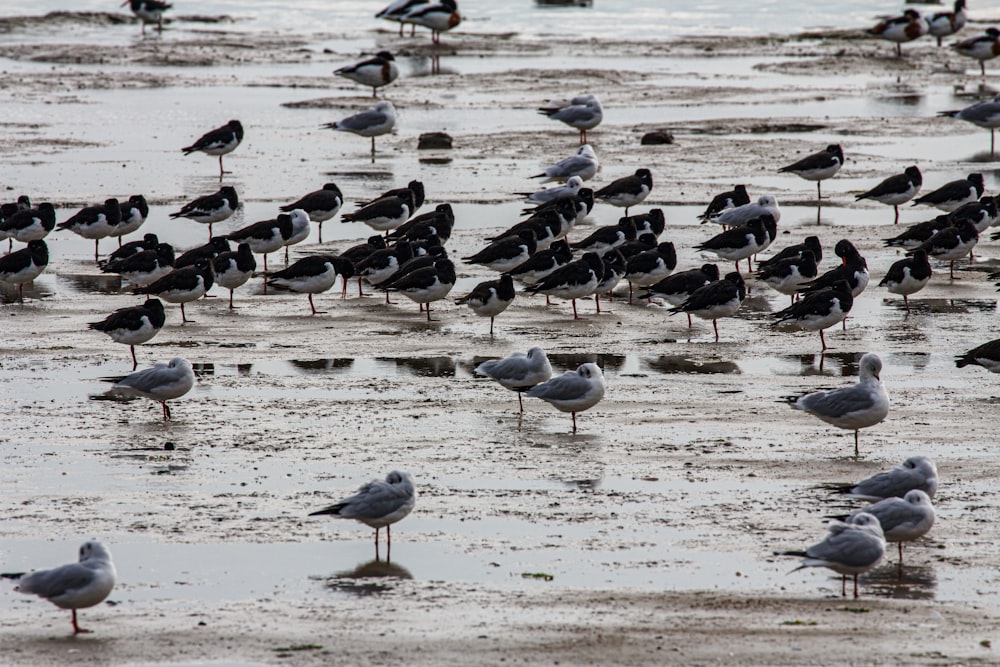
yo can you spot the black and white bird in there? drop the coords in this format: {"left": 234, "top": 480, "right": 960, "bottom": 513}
{"left": 774, "top": 279, "right": 854, "bottom": 351}
{"left": 867, "top": 9, "right": 927, "bottom": 57}
{"left": 643, "top": 263, "right": 720, "bottom": 326}
{"left": 337, "top": 235, "right": 388, "bottom": 297}
{"left": 169, "top": 186, "right": 239, "bottom": 240}
{"left": 758, "top": 235, "right": 822, "bottom": 270}
{"left": 927, "top": 0, "right": 967, "bottom": 47}
{"left": 624, "top": 241, "right": 677, "bottom": 304}
{"left": 353, "top": 240, "right": 415, "bottom": 302}
{"left": 376, "top": 0, "right": 426, "bottom": 36}
{"left": 182, "top": 120, "right": 244, "bottom": 179}
{"left": 390, "top": 205, "right": 455, "bottom": 246}
{"left": 57, "top": 198, "right": 122, "bottom": 263}
{"left": 593, "top": 168, "right": 653, "bottom": 215}
{"left": 0, "top": 239, "right": 48, "bottom": 302}
{"left": 911, "top": 173, "right": 984, "bottom": 212}
{"left": 226, "top": 214, "right": 295, "bottom": 276}
{"left": 695, "top": 217, "right": 770, "bottom": 274}
{"left": 506, "top": 239, "right": 574, "bottom": 289}
{"left": 388, "top": 257, "right": 457, "bottom": 321}
{"left": 335, "top": 51, "right": 399, "bottom": 97}
{"left": 668, "top": 271, "right": 746, "bottom": 341}
{"left": 882, "top": 215, "right": 951, "bottom": 250}
{"left": 855, "top": 166, "right": 922, "bottom": 223}
{"left": 267, "top": 254, "right": 354, "bottom": 315}
{"left": 525, "top": 252, "right": 603, "bottom": 320}
{"left": 956, "top": 338, "right": 1000, "bottom": 373}
{"left": 778, "top": 145, "right": 844, "bottom": 200}
{"left": 593, "top": 250, "right": 626, "bottom": 313}
{"left": 342, "top": 190, "right": 415, "bottom": 235}
{"left": 538, "top": 93, "right": 603, "bottom": 144}
{"left": 111, "top": 194, "right": 149, "bottom": 244}
{"left": 531, "top": 144, "right": 599, "bottom": 183}
{"left": 403, "top": 0, "right": 462, "bottom": 44}
{"left": 800, "top": 239, "right": 869, "bottom": 298}
{"left": 624, "top": 208, "right": 667, "bottom": 239}
{"left": 121, "top": 0, "right": 172, "bottom": 34}
{"left": 134, "top": 260, "right": 214, "bottom": 324}
{"left": 357, "top": 180, "right": 426, "bottom": 212}
{"left": 0, "top": 202, "right": 55, "bottom": 243}
{"left": 523, "top": 188, "right": 594, "bottom": 224}
{"left": 88, "top": 298, "right": 166, "bottom": 369}
{"left": 570, "top": 218, "right": 637, "bottom": 255}
{"left": 880, "top": 249, "right": 932, "bottom": 313}
{"left": 455, "top": 273, "right": 516, "bottom": 335}
{"left": 463, "top": 230, "right": 537, "bottom": 273}
{"left": 281, "top": 183, "right": 343, "bottom": 243}
{"left": 939, "top": 95, "right": 1000, "bottom": 158}
{"left": 907, "top": 219, "right": 978, "bottom": 280}
{"left": 323, "top": 101, "right": 396, "bottom": 157}
{"left": 756, "top": 250, "right": 819, "bottom": 305}
{"left": 953, "top": 27, "right": 1000, "bottom": 77}
{"left": 100, "top": 232, "right": 158, "bottom": 268}
{"left": 699, "top": 184, "right": 750, "bottom": 221}
{"left": 493, "top": 200, "right": 576, "bottom": 250}
{"left": 102, "top": 242, "right": 175, "bottom": 287}
{"left": 952, "top": 196, "right": 998, "bottom": 236}
{"left": 174, "top": 237, "right": 231, "bottom": 269}
{"left": 212, "top": 243, "right": 256, "bottom": 310}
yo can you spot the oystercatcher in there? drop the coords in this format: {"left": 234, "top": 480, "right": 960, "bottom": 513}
{"left": 455, "top": 273, "right": 516, "bottom": 335}
{"left": 855, "top": 166, "right": 922, "bottom": 223}
{"left": 695, "top": 216, "right": 769, "bottom": 274}
{"left": 387, "top": 257, "right": 456, "bottom": 321}
{"left": 0, "top": 202, "right": 54, "bottom": 243}
{"left": 226, "top": 214, "right": 295, "bottom": 277}
{"left": 699, "top": 184, "right": 750, "bottom": 221}
{"left": 778, "top": 144, "right": 843, "bottom": 200}
{"left": 774, "top": 279, "right": 853, "bottom": 351}
{"left": 267, "top": 254, "right": 354, "bottom": 315}
{"left": 756, "top": 249, "right": 818, "bottom": 305}
{"left": 624, "top": 241, "right": 677, "bottom": 304}
{"left": 57, "top": 198, "right": 122, "bottom": 263}
{"left": 0, "top": 239, "right": 48, "bottom": 302}
{"left": 281, "top": 183, "right": 343, "bottom": 243}
{"left": 758, "top": 235, "right": 822, "bottom": 269}
{"left": 112, "top": 194, "right": 149, "bottom": 243}
{"left": 593, "top": 168, "right": 652, "bottom": 215}
{"left": 956, "top": 338, "right": 1000, "bottom": 373}
{"left": 121, "top": 0, "right": 172, "bottom": 34}
{"left": 174, "top": 237, "right": 230, "bottom": 269}
{"left": 212, "top": 243, "right": 256, "bottom": 310}
{"left": 880, "top": 249, "right": 931, "bottom": 314}
{"left": 88, "top": 297, "right": 166, "bottom": 369}
{"left": 911, "top": 173, "right": 983, "bottom": 212}
{"left": 643, "top": 263, "right": 720, "bottom": 326}
{"left": 102, "top": 242, "right": 175, "bottom": 287}
{"left": 524, "top": 252, "right": 603, "bottom": 319}
{"left": 668, "top": 271, "right": 746, "bottom": 341}
{"left": 169, "top": 186, "right": 239, "bottom": 240}
{"left": 907, "top": 219, "right": 978, "bottom": 279}
{"left": 134, "top": 259, "right": 214, "bottom": 323}
{"left": 182, "top": 120, "right": 243, "bottom": 179}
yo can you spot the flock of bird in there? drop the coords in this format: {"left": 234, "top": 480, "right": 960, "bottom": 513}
{"left": 5, "top": 0, "right": 1000, "bottom": 633}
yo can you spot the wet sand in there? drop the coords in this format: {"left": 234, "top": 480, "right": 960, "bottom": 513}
{"left": 2, "top": 9, "right": 1000, "bottom": 666}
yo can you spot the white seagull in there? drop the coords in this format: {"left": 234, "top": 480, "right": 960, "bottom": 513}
{"left": 706, "top": 194, "right": 781, "bottom": 228}
{"left": 531, "top": 144, "right": 599, "bottom": 183}
{"left": 538, "top": 93, "right": 604, "bottom": 144}
{"left": 309, "top": 470, "right": 416, "bottom": 560}
{"left": 779, "top": 513, "right": 886, "bottom": 598}
{"left": 840, "top": 490, "right": 935, "bottom": 565}
{"left": 784, "top": 352, "right": 889, "bottom": 457}
{"left": 323, "top": 101, "right": 397, "bottom": 158}
{"left": 102, "top": 356, "right": 196, "bottom": 421}
{"left": 15, "top": 541, "right": 117, "bottom": 635}
{"left": 525, "top": 362, "right": 606, "bottom": 432}
{"left": 475, "top": 347, "right": 554, "bottom": 413}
